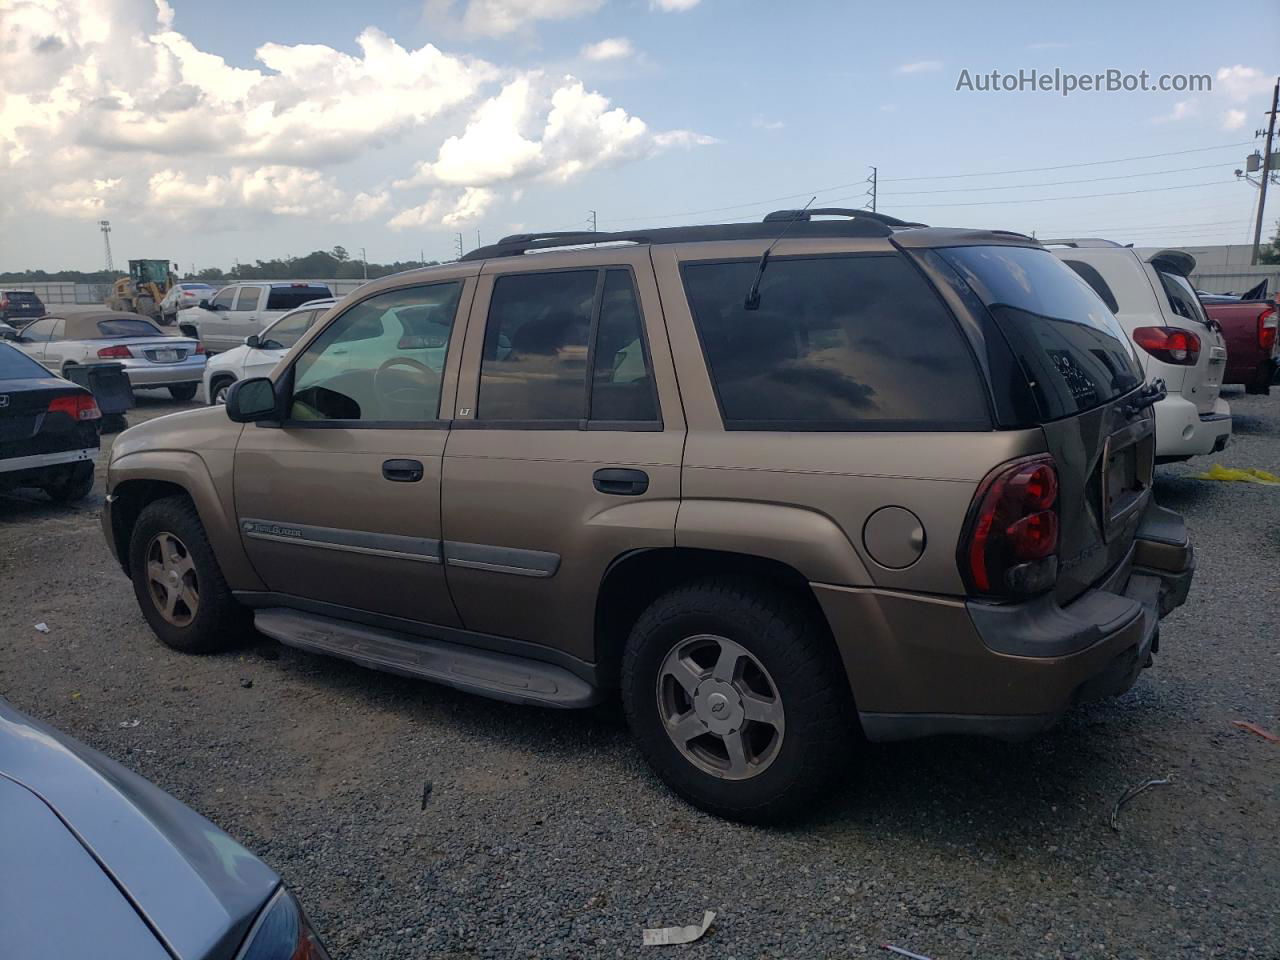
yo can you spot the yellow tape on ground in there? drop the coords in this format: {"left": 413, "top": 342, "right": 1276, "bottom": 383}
{"left": 1195, "top": 464, "right": 1280, "bottom": 485}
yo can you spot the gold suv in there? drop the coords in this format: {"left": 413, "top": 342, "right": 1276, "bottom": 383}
{"left": 102, "top": 210, "right": 1194, "bottom": 821}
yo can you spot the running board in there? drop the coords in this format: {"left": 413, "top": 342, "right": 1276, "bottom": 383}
{"left": 253, "top": 608, "right": 600, "bottom": 709}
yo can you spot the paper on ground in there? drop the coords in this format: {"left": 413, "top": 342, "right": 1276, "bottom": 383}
{"left": 642, "top": 910, "right": 715, "bottom": 946}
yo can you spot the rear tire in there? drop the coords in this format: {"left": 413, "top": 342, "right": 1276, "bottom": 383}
{"left": 43, "top": 461, "right": 94, "bottom": 502}
{"left": 209, "top": 377, "right": 235, "bottom": 405}
{"left": 128, "top": 496, "right": 247, "bottom": 653}
{"left": 169, "top": 383, "right": 198, "bottom": 402}
{"left": 621, "top": 576, "right": 854, "bottom": 823}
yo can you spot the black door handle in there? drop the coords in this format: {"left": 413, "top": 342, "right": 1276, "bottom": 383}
{"left": 593, "top": 468, "right": 649, "bottom": 496}
{"left": 383, "top": 459, "right": 424, "bottom": 483}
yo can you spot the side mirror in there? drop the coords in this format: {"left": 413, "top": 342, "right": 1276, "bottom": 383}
{"left": 0, "top": 330, "right": 17, "bottom": 341}
{"left": 245, "top": 334, "right": 260, "bottom": 349}
{"left": 198, "top": 299, "right": 211, "bottom": 309}
{"left": 225, "top": 377, "right": 279, "bottom": 423}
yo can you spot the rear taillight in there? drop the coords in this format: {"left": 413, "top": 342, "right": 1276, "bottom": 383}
{"left": 961, "top": 455, "right": 1060, "bottom": 598}
{"left": 47, "top": 393, "right": 101, "bottom": 421}
{"left": 97, "top": 345, "right": 133, "bottom": 359}
{"left": 1132, "top": 326, "right": 1200, "bottom": 365}
{"left": 0, "top": 298, "right": 8, "bottom": 309}
{"left": 1258, "top": 308, "right": 1277, "bottom": 351}
{"left": 195, "top": 342, "right": 206, "bottom": 354}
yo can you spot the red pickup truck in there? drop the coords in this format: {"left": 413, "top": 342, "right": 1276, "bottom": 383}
{"left": 1200, "top": 289, "right": 1278, "bottom": 394}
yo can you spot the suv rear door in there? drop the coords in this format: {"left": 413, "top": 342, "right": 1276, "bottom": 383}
{"left": 439, "top": 249, "right": 684, "bottom": 661}
{"left": 1147, "top": 259, "right": 1227, "bottom": 415}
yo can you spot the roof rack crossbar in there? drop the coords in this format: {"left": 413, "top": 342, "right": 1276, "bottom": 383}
{"left": 1038, "top": 238, "right": 1123, "bottom": 248}
{"left": 763, "top": 208, "right": 928, "bottom": 228}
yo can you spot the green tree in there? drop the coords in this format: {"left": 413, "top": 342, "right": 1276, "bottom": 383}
{"left": 331, "top": 245, "right": 350, "bottom": 262}
{"left": 1260, "top": 220, "right": 1280, "bottom": 265}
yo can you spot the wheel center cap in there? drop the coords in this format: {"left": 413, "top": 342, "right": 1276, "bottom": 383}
{"left": 694, "top": 679, "right": 745, "bottom": 735}
{"left": 167, "top": 570, "right": 180, "bottom": 586}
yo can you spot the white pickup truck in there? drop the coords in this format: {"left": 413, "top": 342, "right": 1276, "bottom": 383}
{"left": 177, "top": 281, "right": 332, "bottom": 353}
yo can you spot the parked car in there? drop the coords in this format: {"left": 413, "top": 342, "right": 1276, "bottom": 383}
{"left": 0, "top": 696, "right": 331, "bottom": 960}
{"left": 0, "top": 289, "right": 46, "bottom": 325}
{"left": 1048, "top": 240, "right": 1231, "bottom": 463}
{"left": 179, "top": 282, "right": 333, "bottom": 353}
{"left": 203, "top": 298, "right": 335, "bottom": 404}
{"left": 0, "top": 342, "right": 100, "bottom": 501}
{"left": 102, "top": 211, "right": 1193, "bottom": 822}
{"left": 4, "top": 312, "right": 205, "bottom": 401}
{"left": 1200, "top": 294, "right": 1277, "bottom": 394}
{"left": 159, "top": 282, "right": 217, "bottom": 325}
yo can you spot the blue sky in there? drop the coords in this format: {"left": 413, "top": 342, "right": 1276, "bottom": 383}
{"left": 2, "top": 0, "right": 1276, "bottom": 271}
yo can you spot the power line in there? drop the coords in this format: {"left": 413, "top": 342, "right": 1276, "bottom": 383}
{"left": 881, "top": 162, "right": 1228, "bottom": 196}
{"left": 887, "top": 179, "right": 1236, "bottom": 208}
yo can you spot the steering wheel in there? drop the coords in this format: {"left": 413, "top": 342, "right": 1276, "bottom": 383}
{"left": 373, "top": 356, "right": 435, "bottom": 413}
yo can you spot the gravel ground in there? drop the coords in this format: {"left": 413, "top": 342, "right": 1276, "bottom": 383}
{"left": 1, "top": 387, "right": 1277, "bottom": 959}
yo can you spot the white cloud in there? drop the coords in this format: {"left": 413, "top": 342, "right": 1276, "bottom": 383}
{"left": 651, "top": 0, "right": 700, "bottom": 10}
{"left": 653, "top": 129, "right": 719, "bottom": 147}
{"left": 581, "top": 37, "right": 633, "bottom": 61}
{"left": 1222, "top": 108, "right": 1248, "bottom": 131}
{"left": 29, "top": 177, "right": 124, "bottom": 217}
{"left": 1215, "top": 65, "right": 1273, "bottom": 102}
{"left": 1152, "top": 99, "right": 1199, "bottom": 124}
{"left": 894, "top": 60, "right": 943, "bottom": 75}
{"left": 435, "top": 0, "right": 604, "bottom": 36}
{"left": 442, "top": 186, "right": 495, "bottom": 225}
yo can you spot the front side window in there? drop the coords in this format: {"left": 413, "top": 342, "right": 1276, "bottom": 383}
{"left": 212, "top": 288, "right": 236, "bottom": 310}
{"left": 261, "top": 310, "right": 319, "bottom": 350}
{"left": 681, "top": 254, "right": 990, "bottom": 429}
{"left": 21, "top": 318, "right": 57, "bottom": 342}
{"left": 235, "top": 287, "right": 263, "bottom": 311}
{"left": 476, "top": 268, "right": 659, "bottom": 424}
{"left": 289, "top": 282, "right": 462, "bottom": 423}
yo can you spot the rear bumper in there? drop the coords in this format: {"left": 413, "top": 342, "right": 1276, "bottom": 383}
{"left": 112, "top": 357, "right": 206, "bottom": 388}
{"left": 1153, "top": 394, "right": 1230, "bottom": 459}
{"left": 0, "top": 446, "right": 96, "bottom": 476}
{"left": 815, "top": 504, "right": 1194, "bottom": 742}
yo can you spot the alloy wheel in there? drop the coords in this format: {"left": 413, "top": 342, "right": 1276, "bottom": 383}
{"left": 145, "top": 532, "right": 200, "bottom": 627}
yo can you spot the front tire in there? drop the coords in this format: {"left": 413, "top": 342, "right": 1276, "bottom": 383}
{"left": 209, "top": 377, "right": 235, "bottom": 405}
{"left": 621, "top": 577, "right": 854, "bottom": 823}
{"left": 43, "top": 461, "right": 94, "bottom": 502}
{"left": 169, "top": 383, "right": 198, "bottom": 402}
{"left": 128, "top": 496, "right": 246, "bottom": 653}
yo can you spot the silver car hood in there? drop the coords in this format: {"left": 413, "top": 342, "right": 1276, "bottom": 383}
{"left": 0, "top": 698, "right": 278, "bottom": 960}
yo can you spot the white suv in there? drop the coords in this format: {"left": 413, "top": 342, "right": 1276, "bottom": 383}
{"left": 202, "top": 299, "right": 334, "bottom": 403}
{"left": 1048, "top": 240, "right": 1230, "bottom": 462}
{"left": 178, "top": 282, "right": 332, "bottom": 353}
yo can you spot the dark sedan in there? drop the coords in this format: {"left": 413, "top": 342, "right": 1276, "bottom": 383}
{"left": 0, "top": 696, "right": 332, "bottom": 959}
{"left": 0, "top": 342, "right": 100, "bottom": 501}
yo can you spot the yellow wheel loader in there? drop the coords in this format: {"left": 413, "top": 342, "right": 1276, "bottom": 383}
{"left": 107, "top": 260, "right": 174, "bottom": 320}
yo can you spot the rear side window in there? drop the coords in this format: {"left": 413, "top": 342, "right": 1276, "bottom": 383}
{"left": 1157, "top": 271, "right": 1207, "bottom": 323}
{"left": 477, "top": 269, "right": 659, "bottom": 425}
{"left": 267, "top": 285, "right": 332, "bottom": 311}
{"left": 235, "top": 287, "right": 262, "bottom": 311}
{"left": 0, "top": 343, "right": 48, "bottom": 378}
{"left": 938, "top": 245, "right": 1141, "bottom": 420}
{"left": 1061, "top": 260, "right": 1120, "bottom": 313}
{"left": 680, "top": 254, "right": 990, "bottom": 430}
{"left": 97, "top": 319, "right": 163, "bottom": 338}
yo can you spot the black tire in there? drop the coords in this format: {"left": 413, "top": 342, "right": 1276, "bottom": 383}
{"left": 209, "top": 376, "right": 235, "bottom": 405}
{"left": 169, "top": 383, "right": 199, "bottom": 402}
{"left": 128, "top": 496, "right": 247, "bottom": 653}
{"left": 621, "top": 576, "right": 854, "bottom": 823}
{"left": 43, "top": 461, "right": 94, "bottom": 502}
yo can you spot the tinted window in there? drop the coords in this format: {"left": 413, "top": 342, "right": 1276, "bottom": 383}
{"left": 212, "top": 288, "right": 236, "bottom": 309}
{"left": 478, "top": 271, "right": 597, "bottom": 421}
{"left": 290, "top": 283, "right": 461, "bottom": 422}
{"left": 261, "top": 310, "right": 319, "bottom": 350}
{"left": 267, "top": 285, "right": 332, "bottom": 311}
{"left": 1062, "top": 260, "right": 1120, "bottom": 313}
{"left": 5, "top": 292, "right": 40, "bottom": 302}
{"left": 21, "top": 318, "right": 57, "bottom": 342}
{"left": 0, "top": 343, "right": 48, "bottom": 378}
{"left": 1158, "top": 271, "right": 1207, "bottom": 323}
{"left": 235, "top": 287, "right": 262, "bottom": 311}
{"left": 591, "top": 270, "right": 658, "bottom": 422}
{"left": 97, "top": 319, "right": 163, "bottom": 338}
{"left": 179, "top": 284, "right": 212, "bottom": 291}
{"left": 939, "top": 245, "right": 1141, "bottom": 420}
{"left": 682, "top": 255, "right": 989, "bottom": 429}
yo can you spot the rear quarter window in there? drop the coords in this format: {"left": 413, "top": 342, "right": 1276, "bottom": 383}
{"left": 680, "top": 254, "right": 991, "bottom": 430}
{"left": 938, "top": 245, "right": 1142, "bottom": 421}
{"left": 267, "top": 286, "right": 333, "bottom": 311}
{"left": 97, "top": 319, "right": 163, "bottom": 338}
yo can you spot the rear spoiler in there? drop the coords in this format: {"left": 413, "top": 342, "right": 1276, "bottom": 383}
{"left": 1146, "top": 249, "right": 1197, "bottom": 278}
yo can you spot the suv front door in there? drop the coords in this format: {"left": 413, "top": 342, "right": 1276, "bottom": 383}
{"left": 441, "top": 252, "right": 685, "bottom": 662}
{"left": 232, "top": 269, "right": 477, "bottom": 626}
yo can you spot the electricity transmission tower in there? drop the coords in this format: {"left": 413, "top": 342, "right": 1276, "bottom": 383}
{"left": 99, "top": 220, "right": 114, "bottom": 271}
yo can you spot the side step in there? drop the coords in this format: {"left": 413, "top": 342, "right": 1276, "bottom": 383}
{"left": 253, "top": 608, "right": 600, "bottom": 709}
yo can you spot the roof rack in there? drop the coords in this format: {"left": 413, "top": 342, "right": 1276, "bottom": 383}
{"left": 1037, "top": 238, "right": 1124, "bottom": 248}
{"left": 762, "top": 208, "right": 928, "bottom": 228}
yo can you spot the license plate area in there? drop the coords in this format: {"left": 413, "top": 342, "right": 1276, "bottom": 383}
{"left": 1102, "top": 419, "right": 1154, "bottom": 541}
{"left": 150, "top": 349, "right": 180, "bottom": 363}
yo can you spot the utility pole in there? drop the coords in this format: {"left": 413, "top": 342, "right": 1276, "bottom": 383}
{"left": 589, "top": 209, "right": 597, "bottom": 233}
{"left": 476, "top": 229, "right": 481, "bottom": 250}
{"left": 359, "top": 247, "right": 368, "bottom": 280}
{"left": 1250, "top": 76, "right": 1279, "bottom": 265}
{"left": 420, "top": 249, "right": 425, "bottom": 268}
{"left": 455, "top": 233, "right": 464, "bottom": 259}
{"left": 98, "top": 220, "right": 113, "bottom": 272}
{"left": 866, "top": 167, "right": 877, "bottom": 213}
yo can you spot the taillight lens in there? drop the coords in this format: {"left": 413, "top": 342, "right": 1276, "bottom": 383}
{"left": 47, "top": 393, "right": 101, "bottom": 421}
{"left": 1258, "top": 308, "right": 1277, "bottom": 351}
{"left": 195, "top": 342, "right": 206, "bottom": 354}
{"left": 962, "top": 456, "right": 1060, "bottom": 597}
{"left": 97, "top": 344, "right": 133, "bottom": 359}
{"left": 1131, "top": 326, "right": 1200, "bottom": 365}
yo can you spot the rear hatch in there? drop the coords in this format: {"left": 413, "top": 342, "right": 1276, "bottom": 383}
{"left": 1145, "top": 252, "right": 1227, "bottom": 415}
{"left": 929, "top": 244, "right": 1154, "bottom": 604}
{"left": 2, "top": 291, "right": 45, "bottom": 318}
